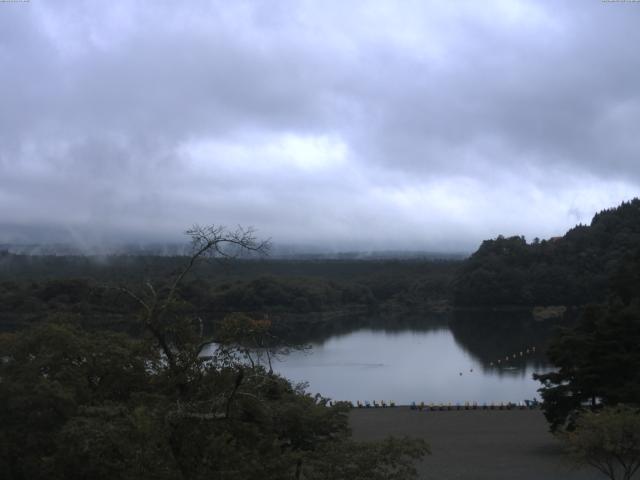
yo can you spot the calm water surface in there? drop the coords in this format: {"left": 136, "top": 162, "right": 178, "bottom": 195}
{"left": 274, "top": 321, "right": 553, "bottom": 405}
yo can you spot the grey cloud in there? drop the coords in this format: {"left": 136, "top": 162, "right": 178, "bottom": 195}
{"left": 353, "top": 4, "right": 640, "bottom": 180}
{"left": 1, "top": 0, "right": 639, "bottom": 251}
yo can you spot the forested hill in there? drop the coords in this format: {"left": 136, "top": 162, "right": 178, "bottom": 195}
{"left": 453, "top": 198, "right": 640, "bottom": 307}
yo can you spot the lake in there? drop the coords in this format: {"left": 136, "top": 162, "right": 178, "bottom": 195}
{"left": 272, "top": 312, "right": 557, "bottom": 405}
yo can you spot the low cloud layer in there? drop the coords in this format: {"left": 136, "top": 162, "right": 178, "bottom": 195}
{"left": 1, "top": 0, "right": 639, "bottom": 252}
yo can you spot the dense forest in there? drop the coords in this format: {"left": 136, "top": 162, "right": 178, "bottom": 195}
{"left": 534, "top": 246, "right": 640, "bottom": 429}
{"left": 0, "top": 255, "right": 457, "bottom": 334}
{"left": 3, "top": 198, "right": 640, "bottom": 337}
{"left": 3, "top": 198, "right": 640, "bottom": 339}
{"left": 453, "top": 198, "right": 640, "bottom": 307}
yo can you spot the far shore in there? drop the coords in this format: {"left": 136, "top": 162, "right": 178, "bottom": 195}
{"left": 349, "top": 408, "right": 604, "bottom": 480}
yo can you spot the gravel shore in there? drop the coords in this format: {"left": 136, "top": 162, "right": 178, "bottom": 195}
{"left": 349, "top": 408, "right": 606, "bottom": 480}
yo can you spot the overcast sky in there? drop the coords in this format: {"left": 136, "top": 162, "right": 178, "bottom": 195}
{"left": 1, "top": 0, "right": 639, "bottom": 252}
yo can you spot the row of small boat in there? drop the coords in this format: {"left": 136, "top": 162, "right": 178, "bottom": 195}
{"left": 410, "top": 400, "right": 540, "bottom": 411}
{"left": 489, "top": 346, "right": 536, "bottom": 367}
{"left": 327, "top": 400, "right": 541, "bottom": 409}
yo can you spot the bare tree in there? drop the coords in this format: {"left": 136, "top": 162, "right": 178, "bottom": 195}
{"left": 121, "top": 225, "right": 270, "bottom": 374}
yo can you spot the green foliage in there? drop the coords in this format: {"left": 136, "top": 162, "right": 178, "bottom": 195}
{"left": 54, "top": 405, "right": 176, "bottom": 480}
{"left": 0, "top": 319, "right": 428, "bottom": 479}
{"left": 208, "top": 276, "right": 351, "bottom": 313}
{"left": 0, "top": 322, "right": 157, "bottom": 479}
{"left": 561, "top": 405, "right": 640, "bottom": 480}
{"left": 535, "top": 301, "right": 640, "bottom": 431}
{"left": 304, "top": 437, "right": 430, "bottom": 480}
{"left": 454, "top": 198, "right": 640, "bottom": 306}
{"left": 0, "top": 259, "right": 457, "bottom": 334}
{"left": 535, "top": 250, "right": 640, "bottom": 431}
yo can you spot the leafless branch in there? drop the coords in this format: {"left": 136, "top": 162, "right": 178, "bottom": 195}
{"left": 119, "top": 225, "right": 269, "bottom": 393}
{"left": 119, "top": 286, "right": 151, "bottom": 314}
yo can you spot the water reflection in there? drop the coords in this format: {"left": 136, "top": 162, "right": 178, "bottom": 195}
{"left": 273, "top": 311, "right": 565, "bottom": 405}
{"left": 449, "top": 310, "right": 555, "bottom": 374}
{"left": 274, "top": 312, "right": 450, "bottom": 345}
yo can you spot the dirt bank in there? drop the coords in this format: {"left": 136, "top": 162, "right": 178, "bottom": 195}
{"left": 349, "top": 408, "right": 605, "bottom": 480}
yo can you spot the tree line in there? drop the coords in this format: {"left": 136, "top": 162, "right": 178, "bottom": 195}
{"left": 453, "top": 198, "right": 640, "bottom": 307}
{"left": 0, "top": 256, "right": 456, "bottom": 335}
